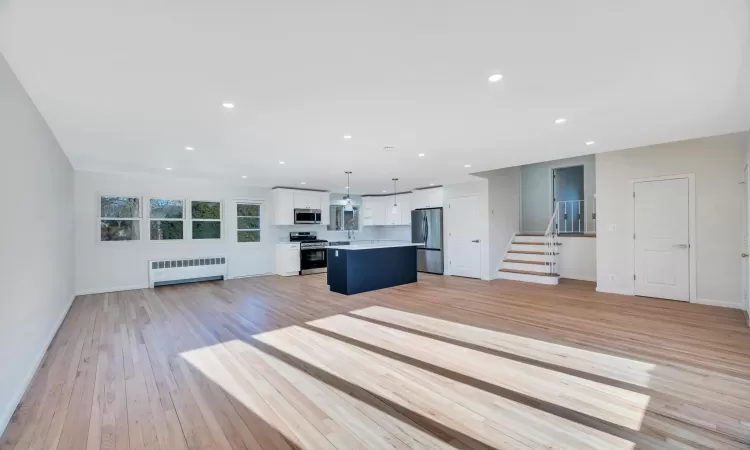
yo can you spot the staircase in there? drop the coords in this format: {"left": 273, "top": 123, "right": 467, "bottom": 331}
{"left": 497, "top": 203, "right": 561, "bottom": 285}
{"left": 498, "top": 233, "right": 560, "bottom": 284}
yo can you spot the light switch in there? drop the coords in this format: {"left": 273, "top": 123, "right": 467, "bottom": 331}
{"left": 607, "top": 224, "right": 617, "bottom": 231}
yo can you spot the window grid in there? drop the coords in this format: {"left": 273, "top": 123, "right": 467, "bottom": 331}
{"left": 149, "top": 198, "right": 185, "bottom": 241}
{"left": 99, "top": 195, "right": 141, "bottom": 242}
{"left": 237, "top": 203, "right": 261, "bottom": 243}
{"left": 191, "top": 200, "right": 222, "bottom": 240}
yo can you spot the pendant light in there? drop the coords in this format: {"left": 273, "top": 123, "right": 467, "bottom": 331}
{"left": 391, "top": 178, "right": 399, "bottom": 214}
{"left": 344, "top": 171, "right": 353, "bottom": 212}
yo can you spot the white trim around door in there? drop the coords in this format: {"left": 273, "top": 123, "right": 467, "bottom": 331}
{"left": 628, "top": 174, "right": 697, "bottom": 303}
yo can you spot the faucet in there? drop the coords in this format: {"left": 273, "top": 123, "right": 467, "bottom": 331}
{"left": 347, "top": 229, "right": 355, "bottom": 240}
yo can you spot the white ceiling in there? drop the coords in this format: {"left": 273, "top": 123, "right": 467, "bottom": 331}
{"left": 2, "top": 0, "right": 749, "bottom": 194}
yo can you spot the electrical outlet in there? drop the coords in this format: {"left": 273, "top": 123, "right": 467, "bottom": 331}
{"left": 608, "top": 274, "right": 616, "bottom": 281}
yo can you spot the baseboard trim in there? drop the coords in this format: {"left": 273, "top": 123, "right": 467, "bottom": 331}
{"left": 75, "top": 284, "right": 148, "bottom": 296}
{"left": 595, "top": 286, "right": 634, "bottom": 296}
{"left": 695, "top": 298, "right": 744, "bottom": 310}
{"left": 0, "top": 293, "right": 76, "bottom": 437}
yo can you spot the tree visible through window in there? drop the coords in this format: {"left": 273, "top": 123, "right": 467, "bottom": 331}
{"left": 192, "top": 201, "right": 222, "bottom": 239}
{"left": 100, "top": 196, "right": 140, "bottom": 241}
{"left": 150, "top": 199, "right": 184, "bottom": 240}
{"left": 237, "top": 203, "right": 260, "bottom": 242}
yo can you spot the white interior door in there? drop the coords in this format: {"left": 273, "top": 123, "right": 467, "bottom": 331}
{"left": 446, "top": 195, "right": 481, "bottom": 278}
{"left": 634, "top": 178, "right": 690, "bottom": 301}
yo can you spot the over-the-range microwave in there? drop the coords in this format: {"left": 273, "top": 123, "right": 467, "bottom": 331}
{"left": 294, "top": 208, "right": 322, "bottom": 224}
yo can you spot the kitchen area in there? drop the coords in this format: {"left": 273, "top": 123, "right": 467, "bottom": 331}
{"left": 273, "top": 184, "right": 444, "bottom": 293}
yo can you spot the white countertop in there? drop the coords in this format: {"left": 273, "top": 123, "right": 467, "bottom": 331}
{"left": 327, "top": 242, "right": 424, "bottom": 251}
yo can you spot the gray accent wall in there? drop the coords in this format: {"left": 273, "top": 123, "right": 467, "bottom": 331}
{"left": 520, "top": 154, "right": 596, "bottom": 233}
{"left": 0, "top": 54, "right": 75, "bottom": 434}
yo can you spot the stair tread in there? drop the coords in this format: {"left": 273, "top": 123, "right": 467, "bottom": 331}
{"left": 507, "top": 250, "right": 559, "bottom": 255}
{"left": 504, "top": 259, "right": 552, "bottom": 265}
{"left": 516, "top": 233, "right": 545, "bottom": 236}
{"left": 513, "top": 242, "right": 546, "bottom": 245}
{"left": 499, "top": 268, "right": 559, "bottom": 277}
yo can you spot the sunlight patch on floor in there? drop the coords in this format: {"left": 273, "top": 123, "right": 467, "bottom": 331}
{"left": 308, "top": 314, "right": 651, "bottom": 431}
{"left": 180, "top": 339, "right": 460, "bottom": 449}
{"left": 252, "top": 325, "right": 635, "bottom": 449}
{"left": 350, "top": 306, "right": 657, "bottom": 387}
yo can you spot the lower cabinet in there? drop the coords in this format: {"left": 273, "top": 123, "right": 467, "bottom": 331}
{"left": 275, "top": 243, "right": 300, "bottom": 276}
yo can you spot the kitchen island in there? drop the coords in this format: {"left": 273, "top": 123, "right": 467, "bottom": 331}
{"left": 326, "top": 242, "right": 424, "bottom": 295}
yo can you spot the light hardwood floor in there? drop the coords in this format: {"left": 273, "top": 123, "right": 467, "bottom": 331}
{"left": 2, "top": 274, "right": 750, "bottom": 449}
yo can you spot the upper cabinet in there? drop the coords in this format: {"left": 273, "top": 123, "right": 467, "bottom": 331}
{"left": 363, "top": 193, "right": 412, "bottom": 226}
{"left": 362, "top": 196, "right": 384, "bottom": 226}
{"left": 273, "top": 189, "right": 330, "bottom": 225}
{"left": 272, "top": 189, "right": 295, "bottom": 225}
{"left": 412, "top": 187, "right": 443, "bottom": 209}
{"left": 320, "top": 193, "right": 330, "bottom": 225}
{"left": 400, "top": 193, "right": 412, "bottom": 225}
{"left": 293, "top": 191, "right": 321, "bottom": 210}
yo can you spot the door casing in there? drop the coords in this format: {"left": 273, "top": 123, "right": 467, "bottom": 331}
{"left": 628, "top": 174, "right": 696, "bottom": 303}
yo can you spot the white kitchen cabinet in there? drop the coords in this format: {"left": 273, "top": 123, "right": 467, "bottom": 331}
{"left": 412, "top": 187, "right": 443, "bottom": 209}
{"left": 386, "top": 194, "right": 411, "bottom": 225}
{"left": 320, "top": 193, "right": 331, "bottom": 226}
{"left": 362, "top": 196, "right": 387, "bottom": 226}
{"left": 400, "top": 193, "right": 412, "bottom": 225}
{"left": 293, "top": 191, "right": 321, "bottom": 210}
{"left": 272, "top": 189, "right": 295, "bottom": 225}
{"left": 275, "top": 242, "right": 300, "bottom": 276}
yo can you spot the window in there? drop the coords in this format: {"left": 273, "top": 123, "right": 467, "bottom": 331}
{"left": 150, "top": 199, "right": 184, "bottom": 240}
{"left": 100, "top": 196, "right": 141, "bottom": 241}
{"left": 328, "top": 205, "right": 359, "bottom": 231}
{"left": 192, "top": 201, "right": 222, "bottom": 239}
{"left": 237, "top": 203, "right": 261, "bottom": 242}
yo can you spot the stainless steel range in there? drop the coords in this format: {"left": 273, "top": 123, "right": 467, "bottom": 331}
{"left": 290, "top": 232, "right": 328, "bottom": 275}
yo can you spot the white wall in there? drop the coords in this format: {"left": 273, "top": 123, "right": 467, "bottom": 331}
{"left": 484, "top": 167, "right": 521, "bottom": 279}
{"left": 521, "top": 154, "right": 596, "bottom": 233}
{"left": 443, "top": 179, "right": 491, "bottom": 280}
{"left": 0, "top": 55, "right": 75, "bottom": 434}
{"left": 596, "top": 132, "right": 747, "bottom": 308}
{"left": 558, "top": 237, "right": 597, "bottom": 282}
{"left": 75, "top": 171, "right": 278, "bottom": 294}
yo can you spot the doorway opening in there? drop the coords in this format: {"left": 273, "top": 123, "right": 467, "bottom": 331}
{"left": 553, "top": 165, "right": 584, "bottom": 234}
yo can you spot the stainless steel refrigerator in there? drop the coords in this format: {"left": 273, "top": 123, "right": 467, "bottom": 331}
{"left": 411, "top": 208, "right": 444, "bottom": 274}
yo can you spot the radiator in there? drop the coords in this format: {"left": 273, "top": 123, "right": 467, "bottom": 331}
{"left": 148, "top": 257, "right": 227, "bottom": 288}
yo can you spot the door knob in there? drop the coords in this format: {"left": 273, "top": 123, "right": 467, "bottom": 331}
{"left": 672, "top": 244, "right": 689, "bottom": 249}
{"left": 743, "top": 253, "right": 749, "bottom": 258}
{"left": 471, "top": 240, "right": 480, "bottom": 243}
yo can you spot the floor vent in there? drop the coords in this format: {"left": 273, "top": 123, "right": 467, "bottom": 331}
{"left": 149, "top": 257, "right": 227, "bottom": 288}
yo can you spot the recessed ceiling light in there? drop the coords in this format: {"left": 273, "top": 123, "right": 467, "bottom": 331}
{"left": 343, "top": 135, "right": 352, "bottom": 140}
{"left": 241, "top": 175, "right": 247, "bottom": 179}
{"left": 418, "top": 153, "right": 425, "bottom": 157}
{"left": 300, "top": 181, "right": 306, "bottom": 185}
{"left": 165, "top": 167, "right": 173, "bottom": 171}
{"left": 222, "top": 102, "right": 235, "bottom": 109}
{"left": 382, "top": 190, "right": 387, "bottom": 193}
{"left": 585, "top": 141, "right": 595, "bottom": 146}
{"left": 429, "top": 183, "right": 435, "bottom": 186}
{"left": 464, "top": 164, "right": 472, "bottom": 168}
{"left": 185, "top": 146, "right": 194, "bottom": 151}
{"left": 488, "top": 74, "right": 503, "bottom": 83}
{"left": 555, "top": 118, "right": 567, "bottom": 124}
{"left": 279, "top": 161, "right": 285, "bottom": 165}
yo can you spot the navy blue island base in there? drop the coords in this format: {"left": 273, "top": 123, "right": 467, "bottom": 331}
{"left": 327, "top": 244, "right": 418, "bottom": 295}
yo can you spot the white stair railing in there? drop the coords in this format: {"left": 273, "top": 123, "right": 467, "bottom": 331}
{"left": 544, "top": 203, "right": 559, "bottom": 274}
{"left": 556, "top": 199, "right": 596, "bottom": 234}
